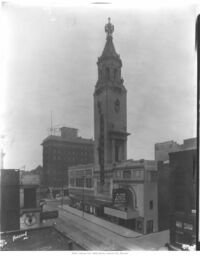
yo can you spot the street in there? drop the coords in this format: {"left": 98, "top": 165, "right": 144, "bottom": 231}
{"left": 43, "top": 200, "right": 169, "bottom": 251}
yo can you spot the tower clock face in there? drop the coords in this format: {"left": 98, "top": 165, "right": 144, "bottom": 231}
{"left": 114, "top": 99, "right": 120, "bottom": 113}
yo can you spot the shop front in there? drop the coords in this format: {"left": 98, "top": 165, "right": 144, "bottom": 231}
{"left": 69, "top": 194, "right": 111, "bottom": 217}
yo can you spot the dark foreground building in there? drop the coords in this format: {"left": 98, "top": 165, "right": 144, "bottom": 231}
{"left": 41, "top": 127, "right": 94, "bottom": 197}
{"left": 157, "top": 161, "right": 171, "bottom": 231}
{"left": 0, "top": 169, "right": 20, "bottom": 232}
{"left": 0, "top": 169, "right": 41, "bottom": 232}
{"left": 169, "top": 148, "right": 196, "bottom": 250}
{"left": 156, "top": 137, "right": 197, "bottom": 233}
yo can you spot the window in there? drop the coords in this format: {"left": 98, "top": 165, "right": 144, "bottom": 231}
{"left": 85, "top": 169, "right": 92, "bottom": 176}
{"left": 123, "top": 170, "right": 131, "bottom": 179}
{"left": 147, "top": 171, "right": 157, "bottom": 182}
{"left": 149, "top": 200, "right": 153, "bottom": 210}
{"left": 76, "top": 178, "right": 84, "bottom": 187}
{"left": 106, "top": 67, "right": 110, "bottom": 80}
{"left": 192, "top": 155, "right": 196, "bottom": 181}
{"left": 115, "top": 145, "right": 119, "bottom": 162}
{"left": 114, "top": 69, "right": 118, "bottom": 80}
{"left": 24, "top": 188, "right": 36, "bottom": 209}
{"left": 98, "top": 69, "right": 102, "bottom": 80}
{"left": 86, "top": 178, "right": 92, "bottom": 188}
{"left": 137, "top": 220, "right": 142, "bottom": 231}
{"left": 176, "top": 221, "right": 182, "bottom": 228}
{"left": 146, "top": 220, "right": 153, "bottom": 234}
{"left": 115, "top": 170, "right": 121, "bottom": 178}
{"left": 70, "top": 178, "right": 75, "bottom": 187}
{"left": 184, "top": 223, "right": 193, "bottom": 231}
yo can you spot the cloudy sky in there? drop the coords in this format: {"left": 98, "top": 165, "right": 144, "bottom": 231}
{"left": 1, "top": 2, "right": 197, "bottom": 170}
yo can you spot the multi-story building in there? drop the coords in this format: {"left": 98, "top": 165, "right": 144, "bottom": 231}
{"left": 155, "top": 141, "right": 180, "bottom": 162}
{"left": 19, "top": 172, "right": 40, "bottom": 230}
{"left": 155, "top": 138, "right": 196, "bottom": 162}
{"left": 68, "top": 18, "right": 158, "bottom": 235}
{"left": 157, "top": 161, "right": 171, "bottom": 231}
{"left": 41, "top": 127, "right": 94, "bottom": 196}
{"left": 156, "top": 137, "right": 197, "bottom": 233}
{"left": 0, "top": 169, "right": 40, "bottom": 232}
{"left": 168, "top": 148, "right": 196, "bottom": 250}
{"left": 68, "top": 160, "right": 158, "bottom": 234}
{"left": 0, "top": 169, "right": 20, "bottom": 232}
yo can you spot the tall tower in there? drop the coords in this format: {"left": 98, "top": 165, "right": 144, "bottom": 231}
{"left": 94, "top": 18, "right": 129, "bottom": 183}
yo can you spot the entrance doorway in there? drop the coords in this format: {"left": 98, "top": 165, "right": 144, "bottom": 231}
{"left": 146, "top": 220, "right": 153, "bottom": 234}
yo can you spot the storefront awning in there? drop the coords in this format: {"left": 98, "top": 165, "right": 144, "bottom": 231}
{"left": 104, "top": 207, "right": 139, "bottom": 219}
{"left": 69, "top": 194, "right": 112, "bottom": 207}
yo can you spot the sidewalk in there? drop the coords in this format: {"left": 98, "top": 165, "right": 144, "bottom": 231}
{"left": 59, "top": 204, "right": 142, "bottom": 238}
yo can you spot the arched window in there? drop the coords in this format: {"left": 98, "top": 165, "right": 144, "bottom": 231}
{"left": 105, "top": 67, "right": 110, "bottom": 81}
{"left": 114, "top": 68, "right": 118, "bottom": 80}
{"left": 98, "top": 69, "right": 102, "bottom": 80}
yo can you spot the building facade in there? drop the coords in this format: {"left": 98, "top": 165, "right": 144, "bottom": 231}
{"left": 169, "top": 148, "right": 196, "bottom": 250}
{"left": 155, "top": 138, "right": 197, "bottom": 162}
{"left": 68, "top": 19, "right": 158, "bottom": 235}
{"left": 157, "top": 161, "right": 171, "bottom": 231}
{"left": 156, "top": 137, "right": 197, "bottom": 233}
{"left": 155, "top": 141, "right": 180, "bottom": 162}
{"left": 0, "top": 169, "right": 20, "bottom": 232}
{"left": 42, "top": 127, "right": 94, "bottom": 196}
{"left": 19, "top": 172, "right": 40, "bottom": 230}
{"left": 68, "top": 159, "right": 158, "bottom": 234}
{"left": 0, "top": 169, "right": 40, "bottom": 232}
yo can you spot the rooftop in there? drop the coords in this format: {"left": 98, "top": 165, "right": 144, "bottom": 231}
{"left": 42, "top": 135, "right": 94, "bottom": 145}
{"left": 1, "top": 226, "right": 85, "bottom": 251}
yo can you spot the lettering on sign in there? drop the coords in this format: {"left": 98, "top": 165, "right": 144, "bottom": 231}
{"left": 13, "top": 231, "right": 28, "bottom": 242}
{"left": 115, "top": 193, "right": 126, "bottom": 204}
{"left": 113, "top": 188, "right": 128, "bottom": 208}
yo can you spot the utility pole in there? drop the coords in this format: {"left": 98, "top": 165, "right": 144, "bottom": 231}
{"left": 0, "top": 149, "right": 5, "bottom": 169}
{"left": 0, "top": 135, "right": 5, "bottom": 170}
{"left": 82, "top": 172, "right": 85, "bottom": 218}
{"left": 61, "top": 169, "right": 64, "bottom": 207}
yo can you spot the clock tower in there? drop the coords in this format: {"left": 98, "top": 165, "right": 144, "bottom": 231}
{"left": 94, "top": 18, "right": 129, "bottom": 183}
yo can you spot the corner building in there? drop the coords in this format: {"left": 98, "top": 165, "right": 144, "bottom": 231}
{"left": 68, "top": 19, "right": 158, "bottom": 234}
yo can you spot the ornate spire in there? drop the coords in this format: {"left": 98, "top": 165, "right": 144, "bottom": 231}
{"left": 98, "top": 17, "right": 121, "bottom": 64}
{"left": 105, "top": 17, "right": 114, "bottom": 39}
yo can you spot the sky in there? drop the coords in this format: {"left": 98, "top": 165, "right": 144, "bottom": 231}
{"left": 1, "top": 2, "right": 197, "bottom": 170}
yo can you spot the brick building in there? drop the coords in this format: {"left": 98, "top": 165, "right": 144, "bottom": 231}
{"left": 41, "top": 127, "right": 94, "bottom": 196}
{"left": 156, "top": 137, "right": 196, "bottom": 234}
{"left": 157, "top": 161, "right": 171, "bottom": 231}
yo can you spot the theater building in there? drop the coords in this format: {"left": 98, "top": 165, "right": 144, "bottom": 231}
{"left": 68, "top": 18, "right": 158, "bottom": 235}
{"left": 68, "top": 159, "right": 158, "bottom": 234}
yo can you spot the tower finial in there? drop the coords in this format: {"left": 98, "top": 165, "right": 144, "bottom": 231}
{"left": 105, "top": 17, "right": 114, "bottom": 39}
